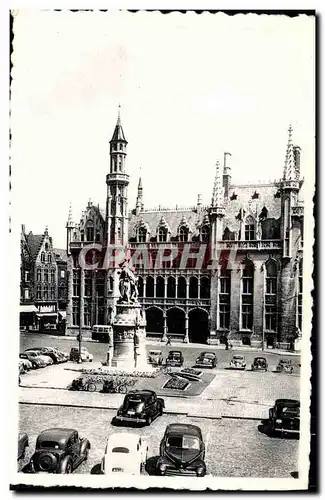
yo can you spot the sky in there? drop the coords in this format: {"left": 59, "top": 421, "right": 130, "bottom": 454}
{"left": 11, "top": 10, "right": 315, "bottom": 249}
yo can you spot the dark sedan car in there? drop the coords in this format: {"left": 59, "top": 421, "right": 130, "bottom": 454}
{"left": 114, "top": 390, "right": 165, "bottom": 426}
{"left": 166, "top": 351, "right": 184, "bottom": 367}
{"left": 195, "top": 352, "right": 217, "bottom": 368}
{"left": 156, "top": 423, "right": 206, "bottom": 477}
{"left": 26, "top": 428, "right": 90, "bottom": 473}
{"left": 251, "top": 357, "right": 268, "bottom": 372}
{"left": 269, "top": 399, "right": 300, "bottom": 437}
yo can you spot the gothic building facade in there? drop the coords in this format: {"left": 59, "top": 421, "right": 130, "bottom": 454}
{"left": 65, "top": 113, "right": 304, "bottom": 348}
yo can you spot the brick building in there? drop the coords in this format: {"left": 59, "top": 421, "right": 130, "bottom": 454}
{"left": 65, "top": 114, "right": 304, "bottom": 348}
{"left": 20, "top": 226, "right": 68, "bottom": 330}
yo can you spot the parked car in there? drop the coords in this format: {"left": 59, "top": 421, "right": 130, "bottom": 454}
{"left": 156, "top": 423, "right": 206, "bottom": 477}
{"left": 19, "top": 358, "right": 33, "bottom": 372}
{"left": 195, "top": 352, "right": 217, "bottom": 369}
{"left": 269, "top": 399, "right": 300, "bottom": 437}
{"left": 69, "top": 347, "right": 93, "bottom": 362}
{"left": 25, "top": 347, "right": 68, "bottom": 364}
{"left": 26, "top": 428, "right": 90, "bottom": 473}
{"left": 229, "top": 355, "right": 246, "bottom": 370}
{"left": 18, "top": 433, "right": 29, "bottom": 460}
{"left": 251, "top": 357, "right": 268, "bottom": 372}
{"left": 147, "top": 350, "right": 163, "bottom": 366}
{"left": 19, "top": 352, "right": 50, "bottom": 369}
{"left": 166, "top": 351, "right": 184, "bottom": 367}
{"left": 101, "top": 433, "right": 148, "bottom": 475}
{"left": 275, "top": 359, "right": 294, "bottom": 373}
{"left": 115, "top": 390, "right": 165, "bottom": 426}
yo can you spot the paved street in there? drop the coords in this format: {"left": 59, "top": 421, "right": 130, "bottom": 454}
{"left": 18, "top": 404, "right": 299, "bottom": 478}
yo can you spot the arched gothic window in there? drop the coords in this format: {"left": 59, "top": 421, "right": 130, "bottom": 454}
{"left": 241, "top": 260, "right": 254, "bottom": 329}
{"left": 265, "top": 259, "right": 277, "bottom": 332}
{"left": 138, "top": 227, "right": 147, "bottom": 243}
{"left": 179, "top": 226, "right": 189, "bottom": 242}
{"left": 158, "top": 227, "right": 167, "bottom": 243}
{"left": 86, "top": 222, "right": 94, "bottom": 242}
{"left": 244, "top": 216, "right": 255, "bottom": 241}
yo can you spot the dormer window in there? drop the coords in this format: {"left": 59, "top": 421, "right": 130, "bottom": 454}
{"left": 41, "top": 252, "right": 45, "bottom": 263}
{"left": 244, "top": 216, "right": 255, "bottom": 241}
{"left": 138, "top": 227, "right": 147, "bottom": 243}
{"left": 158, "top": 227, "right": 167, "bottom": 243}
{"left": 45, "top": 243, "right": 49, "bottom": 251}
{"left": 179, "top": 226, "right": 189, "bottom": 242}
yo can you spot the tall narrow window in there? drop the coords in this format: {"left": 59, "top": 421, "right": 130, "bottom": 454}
{"left": 297, "top": 259, "right": 303, "bottom": 330}
{"left": 179, "top": 226, "right": 189, "bottom": 242}
{"left": 84, "top": 298, "right": 92, "bottom": 327}
{"left": 43, "top": 285, "right": 48, "bottom": 300}
{"left": 265, "top": 260, "right": 277, "bottom": 332}
{"left": 244, "top": 216, "right": 255, "bottom": 241}
{"left": 201, "top": 226, "right": 209, "bottom": 242}
{"left": 44, "top": 269, "right": 49, "bottom": 282}
{"left": 48, "top": 254, "right": 52, "bottom": 263}
{"left": 51, "top": 269, "right": 55, "bottom": 283}
{"left": 72, "top": 298, "right": 80, "bottom": 326}
{"left": 219, "top": 270, "right": 231, "bottom": 329}
{"left": 86, "top": 224, "right": 94, "bottom": 242}
{"left": 138, "top": 227, "right": 147, "bottom": 243}
{"left": 41, "top": 252, "right": 45, "bottom": 263}
{"left": 73, "top": 270, "right": 80, "bottom": 296}
{"left": 241, "top": 261, "right": 254, "bottom": 329}
{"left": 36, "top": 268, "right": 42, "bottom": 281}
{"left": 36, "top": 285, "right": 41, "bottom": 299}
{"left": 50, "top": 286, "right": 55, "bottom": 300}
{"left": 158, "top": 227, "right": 167, "bottom": 243}
{"left": 84, "top": 270, "right": 93, "bottom": 297}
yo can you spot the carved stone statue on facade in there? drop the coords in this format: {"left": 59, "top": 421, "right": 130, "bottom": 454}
{"left": 119, "top": 261, "right": 139, "bottom": 303}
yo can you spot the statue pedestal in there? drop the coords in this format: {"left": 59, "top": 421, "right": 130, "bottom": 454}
{"left": 111, "top": 301, "right": 151, "bottom": 372}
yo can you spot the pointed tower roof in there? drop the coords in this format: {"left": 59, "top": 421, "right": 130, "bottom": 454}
{"left": 283, "top": 124, "right": 296, "bottom": 181}
{"left": 211, "top": 161, "right": 224, "bottom": 207}
{"left": 110, "top": 105, "right": 127, "bottom": 143}
{"left": 138, "top": 177, "right": 143, "bottom": 190}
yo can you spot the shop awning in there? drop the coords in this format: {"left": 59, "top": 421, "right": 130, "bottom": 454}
{"left": 36, "top": 312, "right": 58, "bottom": 317}
{"left": 20, "top": 305, "right": 38, "bottom": 313}
{"left": 58, "top": 311, "right": 66, "bottom": 319}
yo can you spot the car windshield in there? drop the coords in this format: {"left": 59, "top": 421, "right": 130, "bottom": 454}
{"left": 112, "top": 447, "right": 130, "bottom": 453}
{"left": 125, "top": 399, "right": 144, "bottom": 412}
{"left": 233, "top": 356, "right": 243, "bottom": 360}
{"left": 170, "top": 353, "right": 181, "bottom": 358}
{"left": 282, "top": 406, "right": 300, "bottom": 417}
{"left": 39, "top": 441, "right": 60, "bottom": 449}
{"left": 167, "top": 435, "right": 200, "bottom": 450}
{"left": 280, "top": 359, "right": 290, "bottom": 364}
{"left": 149, "top": 351, "right": 161, "bottom": 356}
{"left": 203, "top": 353, "right": 214, "bottom": 358}
{"left": 71, "top": 348, "right": 78, "bottom": 352}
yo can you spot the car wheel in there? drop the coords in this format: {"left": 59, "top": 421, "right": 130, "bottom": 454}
{"left": 146, "top": 415, "right": 152, "bottom": 426}
{"left": 32, "top": 362, "right": 37, "bottom": 369}
{"left": 87, "top": 383, "right": 96, "bottom": 392}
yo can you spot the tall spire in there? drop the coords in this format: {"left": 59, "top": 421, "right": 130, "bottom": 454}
{"left": 135, "top": 176, "right": 144, "bottom": 215}
{"left": 283, "top": 124, "right": 296, "bottom": 181}
{"left": 110, "top": 105, "right": 127, "bottom": 143}
{"left": 211, "top": 161, "right": 224, "bottom": 207}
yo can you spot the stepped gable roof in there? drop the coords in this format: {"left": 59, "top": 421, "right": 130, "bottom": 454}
{"left": 223, "top": 182, "right": 282, "bottom": 232}
{"left": 128, "top": 207, "right": 209, "bottom": 240}
{"left": 53, "top": 248, "right": 68, "bottom": 263}
{"left": 25, "top": 233, "right": 44, "bottom": 260}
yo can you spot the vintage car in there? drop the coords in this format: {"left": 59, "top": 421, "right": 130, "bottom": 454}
{"left": 115, "top": 390, "right": 165, "bottom": 426}
{"left": 18, "top": 433, "right": 29, "bottom": 460}
{"left": 269, "top": 399, "right": 300, "bottom": 437}
{"left": 275, "top": 359, "right": 294, "bottom": 373}
{"left": 195, "top": 352, "right": 217, "bottom": 369}
{"left": 101, "top": 433, "right": 148, "bottom": 475}
{"left": 19, "top": 351, "right": 51, "bottom": 369}
{"left": 19, "top": 357, "right": 33, "bottom": 372}
{"left": 26, "top": 428, "right": 90, "bottom": 473}
{"left": 166, "top": 351, "right": 184, "bottom": 367}
{"left": 147, "top": 350, "right": 163, "bottom": 366}
{"left": 251, "top": 357, "right": 268, "bottom": 372}
{"left": 26, "top": 347, "right": 68, "bottom": 364}
{"left": 69, "top": 347, "right": 93, "bottom": 362}
{"left": 229, "top": 355, "right": 246, "bottom": 370}
{"left": 156, "top": 423, "right": 206, "bottom": 477}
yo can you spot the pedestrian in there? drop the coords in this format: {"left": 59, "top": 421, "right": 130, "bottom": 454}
{"left": 166, "top": 337, "right": 171, "bottom": 346}
{"left": 229, "top": 341, "right": 233, "bottom": 350}
{"left": 225, "top": 339, "right": 229, "bottom": 350}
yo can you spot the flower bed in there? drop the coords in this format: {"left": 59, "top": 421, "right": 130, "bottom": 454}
{"left": 69, "top": 375, "right": 137, "bottom": 393}
{"left": 75, "top": 367, "right": 158, "bottom": 378}
{"left": 163, "top": 376, "right": 190, "bottom": 391}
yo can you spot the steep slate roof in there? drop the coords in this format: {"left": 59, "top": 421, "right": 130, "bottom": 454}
{"left": 223, "top": 182, "right": 282, "bottom": 232}
{"left": 110, "top": 113, "right": 127, "bottom": 143}
{"left": 53, "top": 248, "right": 68, "bottom": 263}
{"left": 25, "top": 233, "right": 44, "bottom": 260}
{"left": 128, "top": 208, "right": 209, "bottom": 240}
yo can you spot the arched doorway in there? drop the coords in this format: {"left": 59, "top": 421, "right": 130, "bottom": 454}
{"left": 146, "top": 307, "right": 163, "bottom": 334}
{"left": 167, "top": 308, "right": 185, "bottom": 335}
{"left": 188, "top": 308, "right": 209, "bottom": 344}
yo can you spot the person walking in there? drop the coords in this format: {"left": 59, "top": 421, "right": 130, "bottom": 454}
{"left": 166, "top": 337, "right": 171, "bottom": 346}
